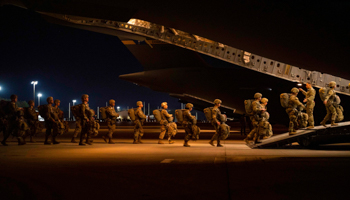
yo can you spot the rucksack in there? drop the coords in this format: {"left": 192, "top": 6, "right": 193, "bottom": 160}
{"left": 38, "top": 105, "right": 49, "bottom": 119}
{"left": 219, "top": 124, "right": 230, "bottom": 140}
{"left": 128, "top": 108, "right": 137, "bottom": 121}
{"left": 191, "top": 125, "right": 201, "bottom": 140}
{"left": 336, "top": 105, "right": 344, "bottom": 122}
{"left": 334, "top": 95, "right": 341, "bottom": 105}
{"left": 203, "top": 107, "right": 213, "bottom": 121}
{"left": 244, "top": 99, "right": 254, "bottom": 115}
{"left": 153, "top": 109, "right": 162, "bottom": 123}
{"left": 71, "top": 105, "right": 82, "bottom": 118}
{"left": 319, "top": 87, "right": 330, "bottom": 101}
{"left": 280, "top": 93, "right": 290, "bottom": 108}
{"left": 99, "top": 107, "right": 108, "bottom": 120}
{"left": 175, "top": 109, "right": 185, "bottom": 123}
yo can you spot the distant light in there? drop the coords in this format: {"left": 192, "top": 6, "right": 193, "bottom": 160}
{"left": 297, "top": 83, "right": 303, "bottom": 87}
{"left": 0, "top": 86, "right": 2, "bottom": 91}
{"left": 117, "top": 106, "right": 120, "bottom": 109}
{"left": 37, "top": 93, "right": 42, "bottom": 97}
{"left": 72, "top": 100, "right": 77, "bottom": 103}
{"left": 31, "top": 81, "right": 38, "bottom": 85}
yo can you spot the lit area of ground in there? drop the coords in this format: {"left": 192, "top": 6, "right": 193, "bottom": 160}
{"left": 1, "top": 123, "right": 350, "bottom": 200}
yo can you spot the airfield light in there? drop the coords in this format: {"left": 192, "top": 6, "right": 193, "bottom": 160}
{"left": 72, "top": 99, "right": 77, "bottom": 106}
{"left": 37, "top": 93, "right": 42, "bottom": 106}
{"left": 31, "top": 81, "right": 38, "bottom": 103}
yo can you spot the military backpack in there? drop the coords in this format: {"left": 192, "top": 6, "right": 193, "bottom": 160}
{"left": 336, "top": 105, "right": 344, "bottom": 122}
{"left": 334, "top": 95, "right": 341, "bottom": 105}
{"left": 203, "top": 107, "right": 213, "bottom": 121}
{"left": 319, "top": 87, "right": 331, "bottom": 101}
{"left": 280, "top": 93, "right": 290, "bottom": 108}
{"left": 128, "top": 108, "right": 137, "bottom": 121}
{"left": 153, "top": 109, "right": 162, "bottom": 123}
{"left": 99, "top": 107, "right": 108, "bottom": 120}
{"left": 175, "top": 109, "right": 185, "bottom": 124}
{"left": 71, "top": 105, "right": 82, "bottom": 118}
{"left": 38, "top": 105, "right": 49, "bottom": 119}
{"left": 244, "top": 99, "right": 255, "bottom": 115}
{"left": 219, "top": 123, "right": 230, "bottom": 140}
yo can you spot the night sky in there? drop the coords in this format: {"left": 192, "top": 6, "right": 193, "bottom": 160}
{"left": 0, "top": 6, "right": 181, "bottom": 115}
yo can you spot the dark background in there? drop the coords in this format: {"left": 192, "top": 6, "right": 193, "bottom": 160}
{"left": 0, "top": 5, "right": 182, "bottom": 116}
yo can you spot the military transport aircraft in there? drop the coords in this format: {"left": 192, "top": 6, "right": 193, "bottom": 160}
{"left": 1, "top": 0, "right": 349, "bottom": 125}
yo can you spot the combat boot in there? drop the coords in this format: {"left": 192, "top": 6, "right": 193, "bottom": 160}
{"left": 52, "top": 136, "right": 60, "bottom": 144}
{"left": 169, "top": 140, "right": 175, "bottom": 144}
{"left": 17, "top": 137, "right": 25, "bottom": 145}
{"left": 183, "top": 141, "right": 190, "bottom": 147}
{"left": 331, "top": 121, "right": 338, "bottom": 126}
{"left": 320, "top": 120, "right": 327, "bottom": 127}
{"left": 30, "top": 136, "right": 36, "bottom": 143}
{"left": 71, "top": 137, "right": 78, "bottom": 143}
{"left": 44, "top": 135, "right": 51, "bottom": 145}
{"left": 307, "top": 126, "right": 314, "bottom": 129}
{"left": 289, "top": 130, "right": 297, "bottom": 135}
{"left": 79, "top": 142, "right": 86, "bottom": 146}
{"left": 158, "top": 139, "right": 164, "bottom": 144}
{"left": 85, "top": 139, "right": 92, "bottom": 145}
{"left": 244, "top": 138, "right": 250, "bottom": 144}
{"left": 102, "top": 136, "right": 108, "bottom": 143}
{"left": 108, "top": 138, "right": 115, "bottom": 144}
{"left": 138, "top": 136, "right": 143, "bottom": 144}
{"left": 217, "top": 140, "right": 223, "bottom": 147}
{"left": 209, "top": 140, "right": 215, "bottom": 146}
{"left": 133, "top": 139, "right": 139, "bottom": 144}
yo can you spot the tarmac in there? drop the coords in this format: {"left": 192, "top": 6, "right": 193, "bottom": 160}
{"left": 1, "top": 122, "right": 350, "bottom": 200}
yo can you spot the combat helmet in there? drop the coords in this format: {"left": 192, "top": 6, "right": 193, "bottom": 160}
{"left": 109, "top": 99, "right": 115, "bottom": 105}
{"left": 261, "top": 98, "right": 268, "bottom": 104}
{"left": 291, "top": 87, "right": 299, "bottom": 94}
{"left": 54, "top": 99, "right": 60, "bottom": 105}
{"left": 81, "top": 94, "right": 89, "bottom": 101}
{"left": 214, "top": 99, "right": 222, "bottom": 105}
{"left": 329, "top": 81, "right": 336, "bottom": 88}
{"left": 254, "top": 93, "right": 262, "bottom": 99}
{"left": 185, "top": 103, "right": 194, "bottom": 109}
{"left": 136, "top": 101, "right": 143, "bottom": 106}
{"left": 161, "top": 102, "right": 167, "bottom": 108}
{"left": 46, "top": 96, "right": 53, "bottom": 103}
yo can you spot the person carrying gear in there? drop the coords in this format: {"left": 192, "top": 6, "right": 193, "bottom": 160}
{"left": 256, "top": 98, "right": 273, "bottom": 140}
{"left": 102, "top": 99, "right": 119, "bottom": 144}
{"left": 133, "top": 101, "right": 146, "bottom": 144}
{"left": 299, "top": 82, "right": 316, "bottom": 129}
{"left": 71, "top": 105, "right": 82, "bottom": 143}
{"left": 320, "top": 81, "right": 338, "bottom": 127}
{"left": 182, "top": 103, "right": 198, "bottom": 147}
{"left": 1, "top": 95, "right": 25, "bottom": 146}
{"left": 158, "top": 102, "right": 177, "bottom": 144}
{"left": 78, "top": 94, "right": 93, "bottom": 145}
{"left": 286, "top": 88, "right": 305, "bottom": 135}
{"left": 209, "top": 99, "right": 226, "bottom": 147}
{"left": 23, "top": 100, "right": 41, "bottom": 143}
{"left": 244, "top": 93, "right": 265, "bottom": 144}
{"left": 41, "top": 96, "right": 60, "bottom": 145}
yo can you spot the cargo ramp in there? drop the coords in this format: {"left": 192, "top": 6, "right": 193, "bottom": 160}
{"left": 248, "top": 122, "right": 350, "bottom": 149}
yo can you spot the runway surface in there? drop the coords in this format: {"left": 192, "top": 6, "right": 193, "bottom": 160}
{"left": 1, "top": 123, "right": 350, "bottom": 200}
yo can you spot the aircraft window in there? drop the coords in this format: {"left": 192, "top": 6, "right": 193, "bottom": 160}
{"left": 222, "top": 48, "right": 224, "bottom": 51}
{"left": 227, "top": 51, "right": 230, "bottom": 54}
{"left": 238, "top": 54, "right": 241, "bottom": 57}
{"left": 252, "top": 56, "right": 255, "bottom": 59}
{"left": 263, "top": 61, "right": 266, "bottom": 64}
{"left": 257, "top": 59, "right": 260, "bottom": 62}
{"left": 270, "top": 61, "right": 274, "bottom": 65}
{"left": 337, "top": 85, "right": 340, "bottom": 87}
{"left": 307, "top": 78, "right": 310, "bottom": 80}
{"left": 347, "top": 86, "right": 349, "bottom": 89}
{"left": 216, "top": 47, "right": 219, "bottom": 49}
{"left": 232, "top": 53, "right": 235, "bottom": 55}
{"left": 277, "top": 63, "right": 280, "bottom": 67}
{"left": 296, "top": 75, "right": 300, "bottom": 78}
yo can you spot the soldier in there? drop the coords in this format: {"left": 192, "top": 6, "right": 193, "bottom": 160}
{"left": 23, "top": 100, "right": 40, "bottom": 143}
{"left": 244, "top": 93, "right": 265, "bottom": 144}
{"left": 320, "top": 81, "right": 338, "bottom": 127}
{"left": 183, "top": 103, "right": 196, "bottom": 147}
{"left": 102, "top": 99, "right": 119, "bottom": 144}
{"left": 286, "top": 88, "right": 305, "bottom": 135}
{"left": 1, "top": 95, "right": 25, "bottom": 146}
{"left": 257, "top": 98, "right": 273, "bottom": 140}
{"left": 43, "top": 96, "right": 60, "bottom": 145}
{"left": 71, "top": 110, "right": 82, "bottom": 143}
{"left": 158, "top": 102, "right": 175, "bottom": 144}
{"left": 133, "top": 101, "right": 146, "bottom": 144}
{"left": 79, "top": 94, "right": 93, "bottom": 145}
{"left": 209, "top": 99, "right": 226, "bottom": 147}
{"left": 299, "top": 82, "right": 316, "bottom": 129}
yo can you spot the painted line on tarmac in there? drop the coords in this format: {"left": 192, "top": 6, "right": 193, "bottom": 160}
{"left": 160, "top": 159, "right": 174, "bottom": 163}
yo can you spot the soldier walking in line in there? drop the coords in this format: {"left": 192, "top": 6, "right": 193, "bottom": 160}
{"left": 244, "top": 93, "right": 265, "bottom": 144}
{"left": 43, "top": 96, "right": 59, "bottom": 144}
{"left": 320, "top": 81, "right": 338, "bottom": 127}
{"left": 158, "top": 102, "right": 176, "bottom": 144}
{"left": 286, "top": 88, "right": 305, "bottom": 135}
{"left": 209, "top": 99, "right": 225, "bottom": 147}
{"left": 23, "top": 100, "right": 40, "bottom": 143}
{"left": 299, "top": 82, "right": 316, "bottom": 129}
{"left": 79, "top": 94, "right": 93, "bottom": 145}
{"left": 133, "top": 101, "right": 146, "bottom": 144}
{"left": 182, "top": 103, "right": 197, "bottom": 147}
{"left": 102, "top": 99, "right": 119, "bottom": 144}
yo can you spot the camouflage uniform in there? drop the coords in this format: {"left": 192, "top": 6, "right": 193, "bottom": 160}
{"left": 183, "top": 109, "right": 196, "bottom": 147}
{"left": 79, "top": 103, "right": 92, "bottom": 145}
{"left": 43, "top": 104, "right": 58, "bottom": 144}
{"left": 133, "top": 108, "right": 146, "bottom": 143}
{"left": 244, "top": 100, "right": 263, "bottom": 141}
{"left": 300, "top": 87, "right": 316, "bottom": 127}
{"left": 286, "top": 94, "right": 305, "bottom": 134}
{"left": 210, "top": 107, "right": 225, "bottom": 147}
{"left": 159, "top": 109, "right": 173, "bottom": 140}
{"left": 322, "top": 88, "right": 337, "bottom": 125}
{"left": 1, "top": 101, "right": 21, "bottom": 145}
{"left": 103, "top": 106, "right": 119, "bottom": 143}
{"left": 24, "top": 106, "right": 40, "bottom": 143}
{"left": 72, "top": 117, "right": 82, "bottom": 142}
